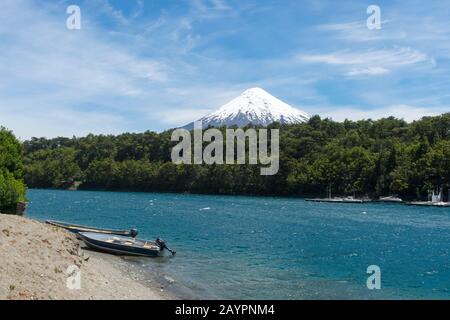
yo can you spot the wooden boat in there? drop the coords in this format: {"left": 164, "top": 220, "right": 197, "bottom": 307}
{"left": 79, "top": 232, "right": 175, "bottom": 257}
{"left": 46, "top": 220, "right": 138, "bottom": 237}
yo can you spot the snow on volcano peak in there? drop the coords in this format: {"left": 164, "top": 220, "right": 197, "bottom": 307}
{"left": 184, "top": 87, "right": 310, "bottom": 129}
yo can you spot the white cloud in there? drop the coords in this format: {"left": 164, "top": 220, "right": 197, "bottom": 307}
{"left": 0, "top": 0, "right": 249, "bottom": 138}
{"left": 192, "top": 0, "right": 233, "bottom": 17}
{"left": 319, "top": 104, "right": 446, "bottom": 122}
{"left": 346, "top": 67, "right": 390, "bottom": 76}
{"left": 140, "top": 85, "right": 246, "bottom": 127}
{"left": 298, "top": 47, "right": 430, "bottom": 76}
{"left": 316, "top": 20, "right": 406, "bottom": 42}
{"left": 299, "top": 47, "right": 427, "bottom": 67}
{"left": 0, "top": 104, "right": 125, "bottom": 140}
{"left": 155, "top": 108, "right": 213, "bottom": 127}
{"left": 90, "top": 0, "right": 145, "bottom": 25}
{"left": 0, "top": 0, "right": 167, "bottom": 138}
{"left": 0, "top": 0, "right": 449, "bottom": 140}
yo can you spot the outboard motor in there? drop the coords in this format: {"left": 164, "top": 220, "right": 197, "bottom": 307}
{"left": 155, "top": 238, "right": 166, "bottom": 249}
{"left": 156, "top": 238, "right": 176, "bottom": 255}
{"left": 130, "top": 228, "right": 139, "bottom": 238}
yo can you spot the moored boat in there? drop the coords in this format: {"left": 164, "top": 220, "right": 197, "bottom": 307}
{"left": 407, "top": 201, "right": 450, "bottom": 207}
{"left": 342, "top": 196, "right": 364, "bottom": 203}
{"left": 305, "top": 196, "right": 369, "bottom": 203}
{"left": 79, "top": 232, "right": 175, "bottom": 257}
{"left": 407, "top": 188, "right": 450, "bottom": 207}
{"left": 378, "top": 195, "right": 403, "bottom": 203}
{"left": 305, "top": 197, "right": 344, "bottom": 203}
{"left": 46, "top": 220, "right": 138, "bottom": 237}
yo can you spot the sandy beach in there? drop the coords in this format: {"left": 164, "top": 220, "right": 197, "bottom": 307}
{"left": 0, "top": 214, "right": 175, "bottom": 300}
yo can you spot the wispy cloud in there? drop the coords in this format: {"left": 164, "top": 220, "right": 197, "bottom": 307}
{"left": 346, "top": 67, "right": 390, "bottom": 76}
{"left": 1, "top": 0, "right": 450, "bottom": 138}
{"left": 0, "top": 103, "right": 126, "bottom": 140}
{"left": 156, "top": 108, "right": 213, "bottom": 127}
{"left": 318, "top": 104, "right": 447, "bottom": 123}
{"left": 299, "top": 48, "right": 428, "bottom": 66}
{"left": 316, "top": 20, "right": 406, "bottom": 42}
{"left": 0, "top": 0, "right": 168, "bottom": 138}
{"left": 89, "top": 0, "right": 145, "bottom": 25}
{"left": 192, "top": 0, "right": 233, "bottom": 14}
{"left": 298, "top": 47, "right": 430, "bottom": 76}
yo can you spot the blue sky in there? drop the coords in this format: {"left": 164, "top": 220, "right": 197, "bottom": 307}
{"left": 0, "top": 0, "right": 449, "bottom": 138}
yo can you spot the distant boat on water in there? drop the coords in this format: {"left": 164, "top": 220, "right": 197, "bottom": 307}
{"left": 407, "top": 188, "right": 450, "bottom": 207}
{"left": 305, "top": 196, "right": 370, "bottom": 204}
{"left": 378, "top": 195, "right": 403, "bottom": 203}
{"left": 342, "top": 196, "right": 365, "bottom": 203}
{"left": 305, "top": 197, "right": 343, "bottom": 203}
{"left": 408, "top": 201, "right": 450, "bottom": 207}
{"left": 305, "top": 186, "right": 370, "bottom": 203}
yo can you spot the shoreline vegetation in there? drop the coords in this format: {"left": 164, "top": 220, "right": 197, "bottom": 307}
{"left": 22, "top": 114, "right": 450, "bottom": 201}
{"left": 0, "top": 214, "right": 175, "bottom": 300}
{"left": 0, "top": 127, "right": 27, "bottom": 214}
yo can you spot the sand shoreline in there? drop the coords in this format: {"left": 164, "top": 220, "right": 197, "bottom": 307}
{"left": 0, "top": 214, "right": 177, "bottom": 300}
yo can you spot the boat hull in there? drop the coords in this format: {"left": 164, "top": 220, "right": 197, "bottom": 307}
{"left": 407, "top": 202, "right": 450, "bottom": 207}
{"left": 305, "top": 198, "right": 368, "bottom": 203}
{"left": 79, "top": 232, "right": 162, "bottom": 257}
{"left": 46, "top": 220, "right": 138, "bottom": 237}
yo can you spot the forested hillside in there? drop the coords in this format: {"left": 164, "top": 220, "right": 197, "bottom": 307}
{"left": 22, "top": 114, "right": 450, "bottom": 200}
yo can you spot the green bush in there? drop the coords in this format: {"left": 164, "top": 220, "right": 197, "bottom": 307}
{"left": 0, "top": 127, "right": 27, "bottom": 213}
{"left": 0, "top": 171, "right": 27, "bottom": 212}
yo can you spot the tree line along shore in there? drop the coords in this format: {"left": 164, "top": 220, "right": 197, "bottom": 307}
{"left": 1, "top": 113, "right": 449, "bottom": 213}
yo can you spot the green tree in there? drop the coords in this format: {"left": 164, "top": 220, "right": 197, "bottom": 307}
{"left": 0, "top": 127, "right": 27, "bottom": 212}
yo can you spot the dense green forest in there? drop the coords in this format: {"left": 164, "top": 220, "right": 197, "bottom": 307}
{"left": 22, "top": 113, "right": 450, "bottom": 200}
{"left": 0, "top": 127, "right": 27, "bottom": 212}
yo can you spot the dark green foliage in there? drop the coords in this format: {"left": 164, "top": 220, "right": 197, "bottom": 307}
{"left": 22, "top": 113, "right": 450, "bottom": 200}
{"left": 0, "top": 127, "right": 27, "bottom": 212}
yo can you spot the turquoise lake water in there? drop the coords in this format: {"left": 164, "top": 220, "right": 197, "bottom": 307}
{"left": 26, "top": 189, "right": 450, "bottom": 299}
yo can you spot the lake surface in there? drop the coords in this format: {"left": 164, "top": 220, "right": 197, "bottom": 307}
{"left": 26, "top": 189, "right": 450, "bottom": 299}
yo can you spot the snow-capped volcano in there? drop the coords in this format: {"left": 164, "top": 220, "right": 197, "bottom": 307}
{"left": 184, "top": 88, "right": 310, "bottom": 129}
